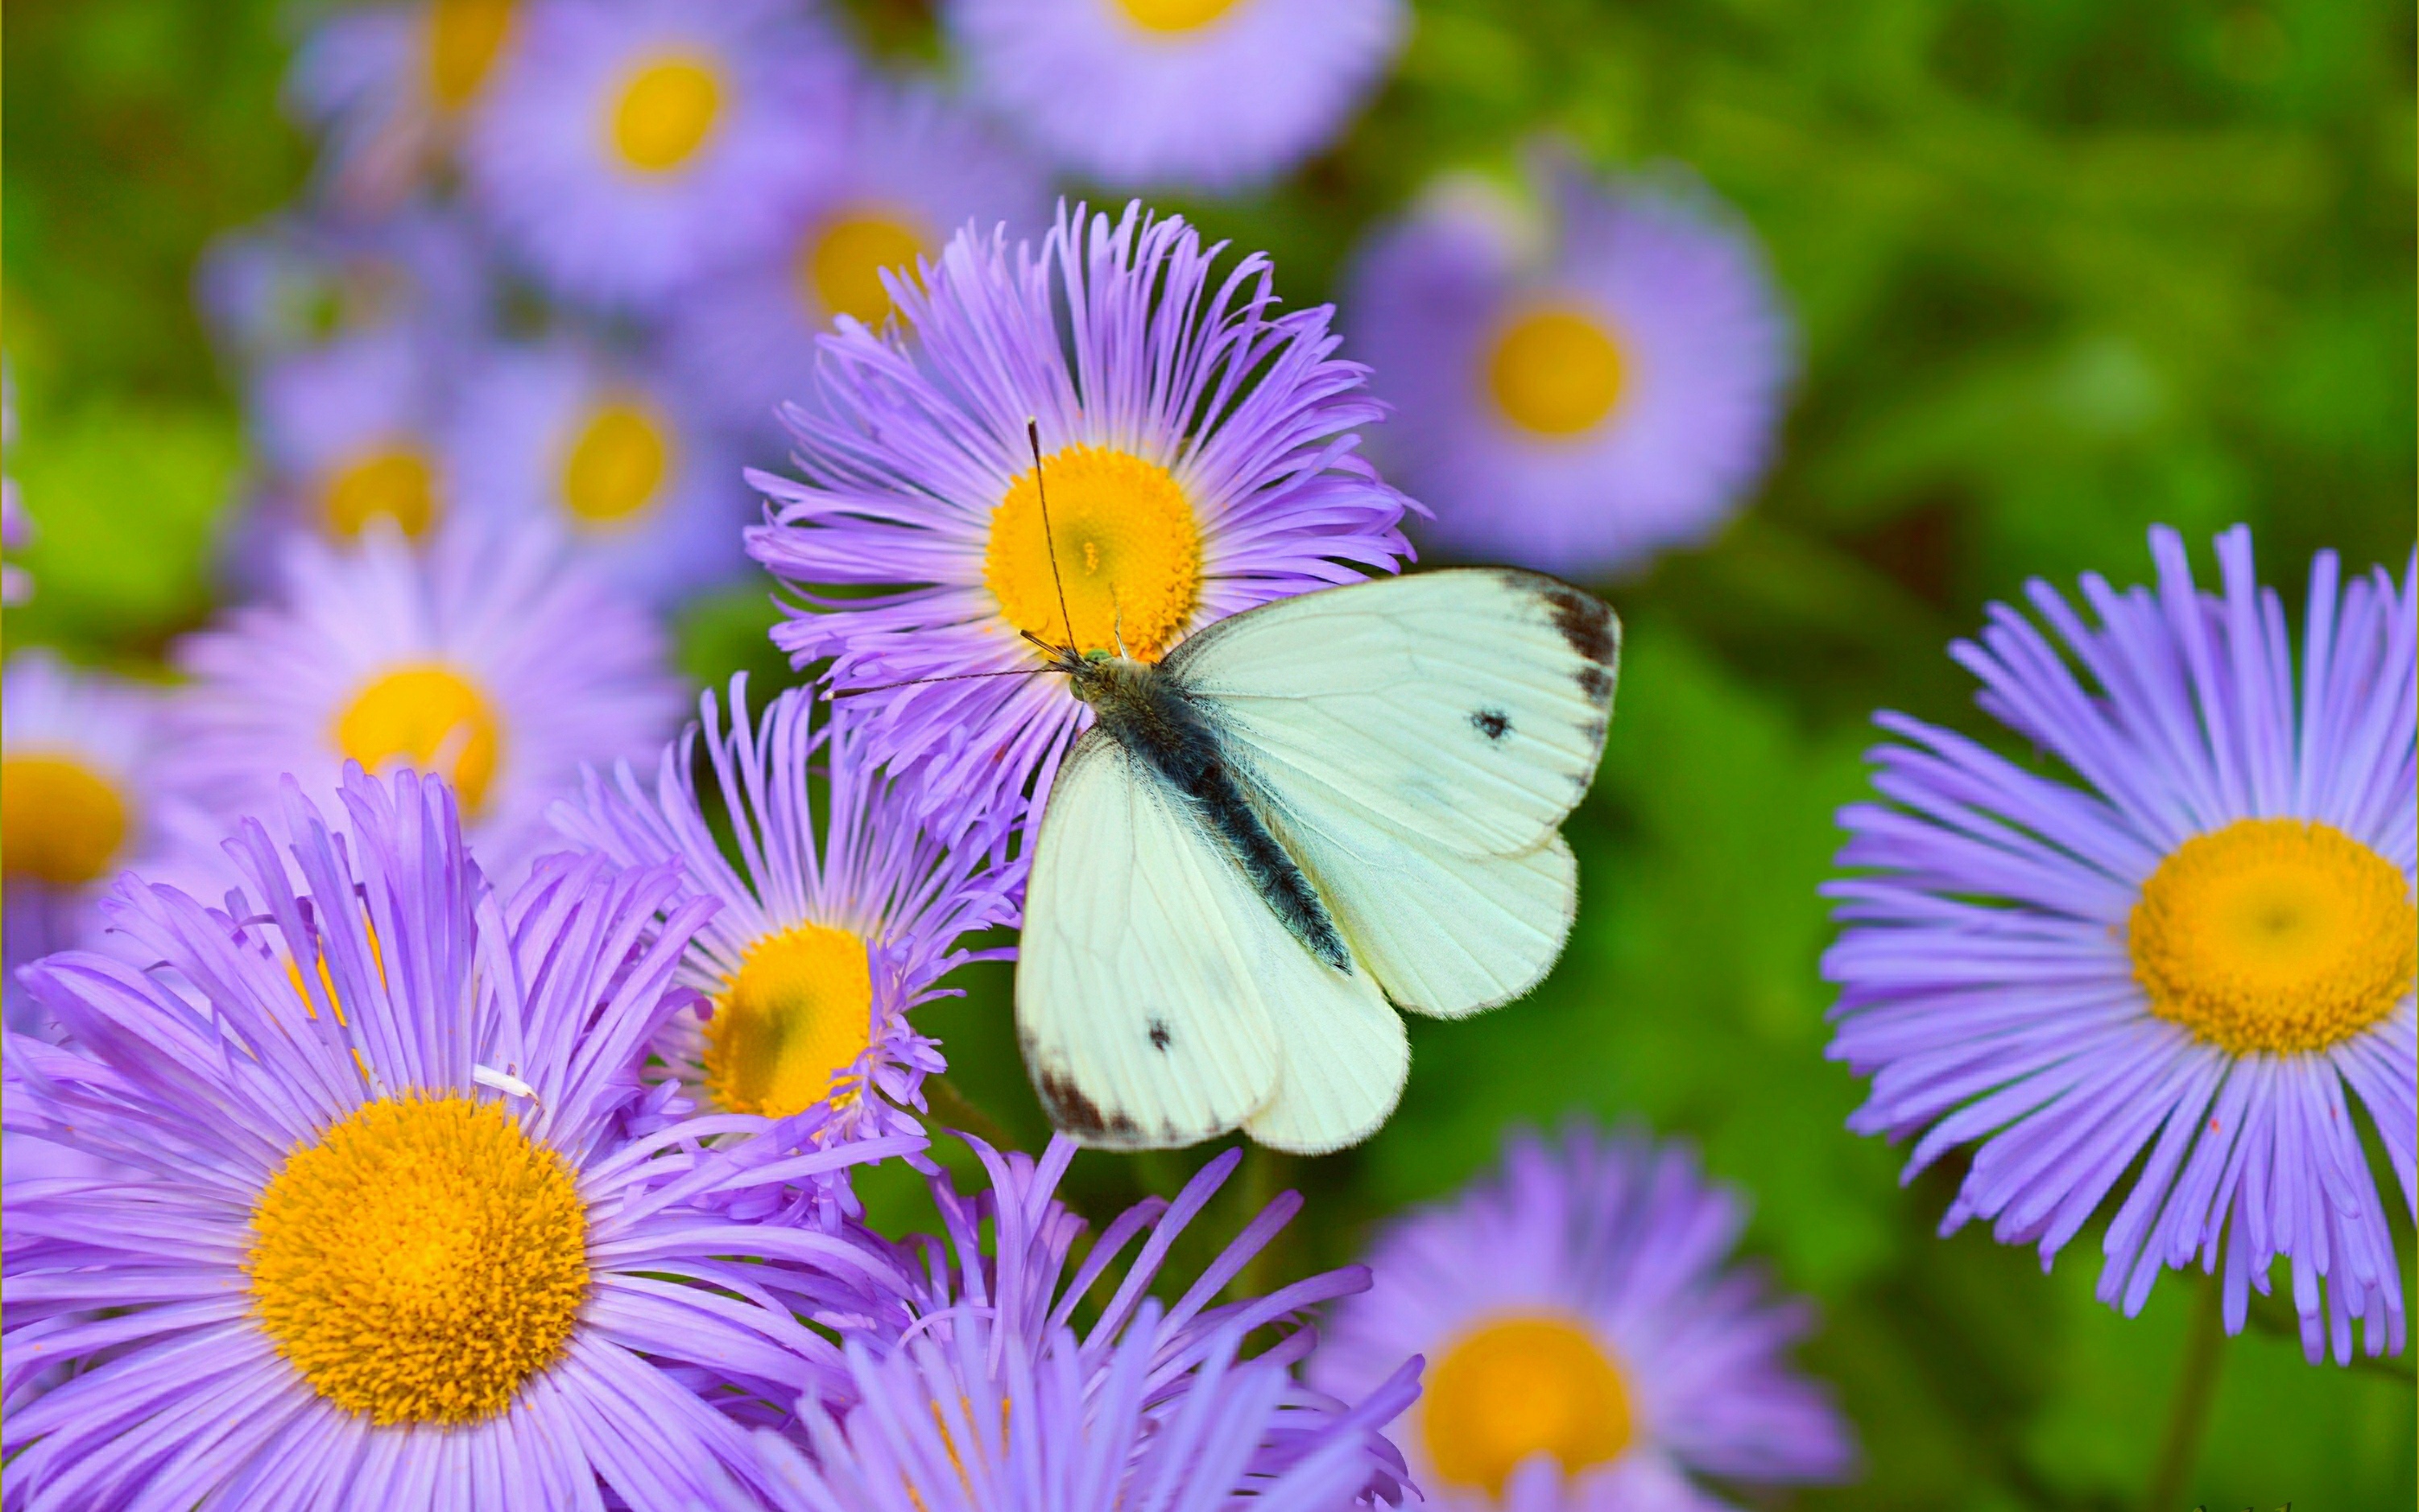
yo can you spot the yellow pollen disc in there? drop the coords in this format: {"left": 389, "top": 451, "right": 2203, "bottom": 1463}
{"left": 333, "top": 663, "right": 503, "bottom": 815}
{"left": 1422, "top": 1312, "right": 1633, "bottom": 1496}
{"left": 799, "top": 207, "right": 930, "bottom": 328}
{"left": 1115, "top": 0, "right": 1245, "bottom": 34}
{"left": 559, "top": 395, "right": 672, "bottom": 529}
{"left": 248, "top": 1095, "right": 588, "bottom": 1426}
{"left": 982, "top": 444, "right": 1202, "bottom": 660}
{"left": 425, "top": 0, "right": 515, "bottom": 110}
{"left": 1485, "top": 304, "right": 1627, "bottom": 439}
{"left": 2128, "top": 817, "right": 2414, "bottom": 1056}
{"left": 608, "top": 54, "right": 723, "bottom": 174}
{"left": 2, "top": 754, "right": 131, "bottom": 886}
{"left": 320, "top": 444, "right": 439, "bottom": 540}
{"left": 703, "top": 923, "right": 875, "bottom": 1118}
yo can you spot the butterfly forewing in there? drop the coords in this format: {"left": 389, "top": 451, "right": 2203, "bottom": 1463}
{"left": 1164, "top": 569, "right": 1617, "bottom": 858}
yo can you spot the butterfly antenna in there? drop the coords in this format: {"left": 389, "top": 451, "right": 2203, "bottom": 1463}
{"left": 1109, "top": 585, "right": 1128, "bottom": 658}
{"left": 829, "top": 667, "right": 1057, "bottom": 699}
{"left": 1028, "top": 418, "right": 1077, "bottom": 653}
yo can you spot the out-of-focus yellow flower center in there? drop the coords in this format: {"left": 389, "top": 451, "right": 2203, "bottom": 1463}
{"left": 609, "top": 54, "right": 723, "bottom": 174}
{"left": 1485, "top": 304, "right": 1627, "bottom": 438}
{"left": 425, "top": 0, "right": 515, "bottom": 110}
{"left": 333, "top": 663, "right": 502, "bottom": 814}
{"left": 983, "top": 444, "right": 1201, "bottom": 661}
{"left": 798, "top": 207, "right": 930, "bottom": 328}
{"left": 1115, "top": 0, "right": 1244, "bottom": 34}
{"left": 559, "top": 395, "right": 672, "bottom": 529}
{"left": 320, "top": 444, "right": 440, "bottom": 540}
{"left": 248, "top": 1095, "right": 588, "bottom": 1425}
{"left": 2129, "top": 817, "right": 2413, "bottom": 1056}
{"left": 2, "top": 754, "right": 130, "bottom": 887}
{"left": 703, "top": 923, "right": 875, "bottom": 1118}
{"left": 1422, "top": 1312, "right": 1633, "bottom": 1495}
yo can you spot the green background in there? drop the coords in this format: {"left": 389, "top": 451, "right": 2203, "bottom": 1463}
{"left": 6, "top": 0, "right": 2413, "bottom": 1506}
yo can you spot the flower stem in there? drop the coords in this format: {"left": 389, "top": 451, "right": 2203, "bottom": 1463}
{"left": 923, "top": 1074, "right": 1015, "bottom": 1152}
{"left": 2142, "top": 1271, "right": 2229, "bottom": 1512}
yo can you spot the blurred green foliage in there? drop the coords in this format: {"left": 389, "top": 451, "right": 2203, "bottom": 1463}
{"left": 6, "top": 0, "right": 2412, "bottom": 1506}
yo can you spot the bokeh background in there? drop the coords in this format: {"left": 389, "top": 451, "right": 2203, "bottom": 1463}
{"left": 5, "top": 1, "right": 2413, "bottom": 1506}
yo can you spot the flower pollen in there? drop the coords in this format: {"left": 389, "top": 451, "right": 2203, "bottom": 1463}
{"left": 321, "top": 444, "right": 439, "bottom": 539}
{"left": 1422, "top": 1312, "right": 1633, "bottom": 1495}
{"left": 2129, "top": 817, "right": 2414, "bottom": 1056}
{"left": 2, "top": 753, "right": 130, "bottom": 886}
{"left": 983, "top": 444, "right": 1201, "bottom": 659}
{"left": 246, "top": 1095, "right": 589, "bottom": 1426}
{"left": 426, "top": 0, "right": 515, "bottom": 110}
{"left": 608, "top": 54, "right": 723, "bottom": 174}
{"left": 560, "top": 395, "right": 672, "bottom": 528}
{"left": 799, "top": 206, "right": 930, "bottom": 328}
{"left": 333, "top": 663, "right": 502, "bottom": 814}
{"left": 1485, "top": 304, "right": 1627, "bottom": 439}
{"left": 1116, "top": 0, "right": 1244, "bottom": 35}
{"left": 704, "top": 923, "right": 875, "bottom": 1118}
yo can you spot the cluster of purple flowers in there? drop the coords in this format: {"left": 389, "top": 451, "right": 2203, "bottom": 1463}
{"left": 3, "top": 0, "right": 2407, "bottom": 1508}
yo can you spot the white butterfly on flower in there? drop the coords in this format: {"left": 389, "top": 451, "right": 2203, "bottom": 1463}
{"left": 1007, "top": 428, "right": 1619, "bottom": 1155}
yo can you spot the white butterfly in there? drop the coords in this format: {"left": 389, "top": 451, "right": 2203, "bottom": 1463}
{"left": 1015, "top": 564, "right": 1619, "bottom": 1155}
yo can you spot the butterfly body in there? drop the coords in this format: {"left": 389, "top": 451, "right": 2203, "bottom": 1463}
{"left": 1019, "top": 568, "right": 1620, "bottom": 1155}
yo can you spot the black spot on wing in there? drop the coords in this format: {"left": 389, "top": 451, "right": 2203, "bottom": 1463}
{"left": 1472, "top": 708, "right": 1511, "bottom": 742}
{"left": 1530, "top": 578, "right": 1617, "bottom": 669}
{"left": 1034, "top": 1067, "right": 1139, "bottom": 1142}
{"left": 1576, "top": 665, "right": 1614, "bottom": 704}
{"left": 1147, "top": 1018, "right": 1172, "bottom": 1051}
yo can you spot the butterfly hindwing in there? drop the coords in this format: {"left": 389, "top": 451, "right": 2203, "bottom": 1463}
{"left": 1015, "top": 729, "right": 1392, "bottom": 1151}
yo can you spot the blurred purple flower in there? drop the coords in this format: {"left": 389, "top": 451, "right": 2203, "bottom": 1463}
{"left": 1825, "top": 525, "right": 2416, "bottom": 1365}
{"left": 1348, "top": 159, "right": 1793, "bottom": 579}
{"left": 945, "top": 0, "right": 1404, "bottom": 193}
{"left": 1313, "top": 1122, "right": 1855, "bottom": 1510}
{"left": 465, "top": 0, "right": 852, "bottom": 312}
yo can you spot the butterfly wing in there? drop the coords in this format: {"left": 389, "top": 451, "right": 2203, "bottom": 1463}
{"left": 1015, "top": 727, "right": 1403, "bottom": 1153}
{"left": 1165, "top": 568, "right": 1619, "bottom": 1018}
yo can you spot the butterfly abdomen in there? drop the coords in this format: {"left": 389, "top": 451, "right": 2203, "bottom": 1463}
{"left": 1079, "top": 657, "right": 1353, "bottom": 974}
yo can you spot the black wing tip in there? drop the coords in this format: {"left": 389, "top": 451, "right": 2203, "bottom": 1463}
{"left": 1033, "top": 1066, "right": 1142, "bottom": 1142}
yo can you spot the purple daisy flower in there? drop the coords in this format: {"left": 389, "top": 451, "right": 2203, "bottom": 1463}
{"left": 1823, "top": 525, "right": 2417, "bottom": 1366}
{"left": 288, "top": 0, "right": 524, "bottom": 213}
{"left": 665, "top": 78, "right": 1049, "bottom": 440}
{"left": 749, "top": 200, "right": 1415, "bottom": 812}
{"left": 745, "top": 1134, "right": 1420, "bottom": 1510}
{"left": 1347, "top": 159, "right": 1793, "bottom": 578}
{"left": 2, "top": 653, "right": 170, "bottom": 1033}
{"left": 238, "top": 324, "right": 456, "bottom": 555}
{"left": 160, "top": 523, "right": 681, "bottom": 882}
{"left": 1, "top": 766, "right": 921, "bottom": 1508}
{"left": 445, "top": 336, "right": 751, "bottom": 606}
{"left": 551, "top": 676, "right": 1023, "bottom": 1213}
{"left": 465, "top": 0, "right": 852, "bottom": 312}
{"left": 1312, "top": 1122, "right": 1855, "bottom": 1510}
{"left": 945, "top": 0, "right": 1404, "bottom": 193}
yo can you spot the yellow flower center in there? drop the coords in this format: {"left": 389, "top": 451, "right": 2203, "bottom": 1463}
{"left": 333, "top": 663, "right": 502, "bottom": 815}
{"left": 608, "top": 54, "right": 723, "bottom": 174}
{"left": 1114, "top": 0, "right": 1244, "bottom": 34}
{"left": 320, "top": 444, "right": 439, "bottom": 540}
{"left": 425, "top": 0, "right": 515, "bottom": 111}
{"left": 1485, "top": 304, "right": 1627, "bottom": 438}
{"left": 1422, "top": 1312, "right": 1633, "bottom": 1496}
{"left": 2128, "top": 818, "right": 2414, "bottom": 1056}
{"left": 559, "top": 395, "right": 672, "bottom": 529}
{"left": 2, "top": 753, "right": 131, "bottom": 886}
{"left": 248, "top": 1096, "right": 587, "bottom": 1426}
{"left": 703, "top": 923, "right": 875, "bottom": 1118}
{"left": 798, "top": 207, "right": 931, "bottom": 328}
{"left": 982, "top": 444, "right": 1202, "bottom": 661}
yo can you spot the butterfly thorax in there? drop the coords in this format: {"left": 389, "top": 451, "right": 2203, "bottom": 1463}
{"left": 1063, "top": 650, "right": 1352, "bottom": 973}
